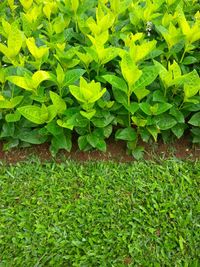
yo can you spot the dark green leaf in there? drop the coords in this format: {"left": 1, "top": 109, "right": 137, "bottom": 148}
{"left": 46, "top": 120, "right": 63, "bottom": 136}
{"left": 1, "top": 122, "right": 15, "bottom": 137}
{"left": 18, "top": 129, "right": 48, "bottom": 144}
{"left": 182, "top": 56, "right": 198, "bottom": 65}
{"left": 87, "top": 132, "right": 106, "bottom": 152}
{"left": 64, "top": 69, "right": 85, "bottom": 86}
{"left": 139, "top": 103, "right": 152, "bottom": 115}
{"left": 115, "top": 127, "right": 137, "bottom": 142}
{"left": 131, "top": 146, "right": 144, "bottom": 160}
{"left": 155, "top": 114, "right": 177, "bottom": 130}
{"left": 3, "top": 139, "right": 19, "bottom": 151}
{"left": 171, "top": 124, "right": 186, "bottom": 139}
{"left": 113, "top": 90, "right": 128, "bottom": 107}
{"left": 154, "top": 103, "right": 172, "bottom": 115}
{"left": 102, "top": 75, "right": 128, "bottom": 93}
{"left": 169, "top": 107, "right": 185, "bottom": 123}
{"left": 188, "top": 112, "right": 200, "bottom": 126}
{"left": 134, "top": 66, "right": 159, "bottom": 90}
{"left": 50, "top": 130, "right": 72, "bottom": 156}
{"left": 153, "top": 90, "right": 166, "bottom": 103}
{"left": 78, "top": 135, "right": 91, "bottom": 151}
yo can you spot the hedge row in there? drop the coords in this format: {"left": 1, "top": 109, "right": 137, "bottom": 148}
{"left": 0, "top": 0, "right": 200, "bottom": 157}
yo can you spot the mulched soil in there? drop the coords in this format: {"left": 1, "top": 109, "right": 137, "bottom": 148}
{"left": 0, "top": 136, "right": 200, "bottom": 164}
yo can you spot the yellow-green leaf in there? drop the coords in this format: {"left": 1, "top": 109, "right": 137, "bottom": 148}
{"left": 18, "top": 105, "right": 48, "bottom": 124}
{"left": 7, "top": 28, "right": 23, "bottom": 58}
{"left": 32, "top": 71, "right": 50, "bottom": 89}
{"left": 120, "top": 53, "right": 142, "bottom": 87}
{"left": 50, "top": 91, "right": 66, "bottom": 114}
{"left": 26, "top": 37, "right": 49, "bottom": 59}
{"left": 7, "top": 76, "right": 33, "bottom": 91}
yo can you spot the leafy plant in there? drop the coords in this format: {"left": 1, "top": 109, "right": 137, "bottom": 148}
{"left": 0, "top": 0, "right": 199, "bottom": 157}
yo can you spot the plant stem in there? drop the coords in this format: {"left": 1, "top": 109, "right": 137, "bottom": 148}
{"left": 88, "top": 120, "right": 91, "bottom": 134}
{"left": 128, "top": 90, "right": 131, "bottom": 127}
{"left": 180, "top": 48, "right": 186, "bottom": 63}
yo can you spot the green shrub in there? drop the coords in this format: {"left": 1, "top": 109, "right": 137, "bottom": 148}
{"left": 0, "top": 0, "right": 200, "bottom": 157}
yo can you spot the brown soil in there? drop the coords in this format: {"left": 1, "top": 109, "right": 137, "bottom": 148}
{"left": 0, "top": 136, "right": 200, "bottom": 164}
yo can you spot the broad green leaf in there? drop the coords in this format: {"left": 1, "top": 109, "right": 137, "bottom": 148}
{"left": 45, "top": 120, "right": 63, "bottom": 136}
{"left": 1, "top": 122, "right": 15, "bottom": 138}
{"left": 53, "top": 14, "right": 69, "bottom": 34}
{"left": 10, "top": 96, "right": 24, "bottom": 108}
{"left": 80, "top": 109, "right": 96, "bottom": 120}
{"left": 75, "top": 51, "right": 92, "bottom": 67}
{"left": 102, "top": 75, "right": 128, "bottom": 93}
{"left": 139, "top": 103, "right": 152, "bottom": 115}
{"left": 7, "top": 76, "right": 33, "bottom": 91}
{"left": 78, "top": 135, "right": 90, "bottom": 151}
{"left": 133, "top": 66, "right": 159, "bottom": 90}
{"left": 176, "top": 7, "right": 191, "bottom": 37}
{"left": 131, "top": 146, "right": 144, "bottom": 160}
{"left": 153, "top": 90, "right": 166, "bottom": 103}
{"left": 7, "top": 28, "right": 23, "bottom": 58}
{"left": 64, "top": 69, "right": 85, "bottom": 86}
{"left": 19, "top": 0, "right": 33, "bottom": 10}
{"left": 115, "top": 127, "right": 137, "bottom": 141}
{"left": 1, "top": 18, "right": 11, "bottom": 35}
{"left": 5, "top": 111, "right": 21, "bottom": 122}
{"left": 50, "top": 131, "right": 72, "bottom": 156}
{"left": 0, "top": 96, "right": 22, "bottom": 109}
{"left": 113, "top": 90, "right": 127, "bottom": 107}
{"left": 132, "top": 116, "right": 147, "bottom": 127}
{"left": 125, "top": 102, "right": 139, "bottom": 114}
{"left": 155, "top": 114, "right": 177, "bottom": 130}
{"left": 87, "top": 132, "right": 106, "bottom": 152}
{"left": 56, "top": 64, "right": 65, "bottom": 86}
{"left": 134, "top": 88, "right": 150, "bottom": 102}
{"left": 147, "top": 126, "right": 160, "bottom": 141}
{"left": 191, "top": 128, "right": 200, "bottom": 143}
{"left": 69, "top": 85, "right": 84, "bottom": 102}
{"left": 3, "top": 139, "right": 19, "bottom": 151}
{"left": 168, "top": 61, "right": 182, "bottom": 83}
{"left": 182, "top": 56, "right": 198, "bottom": 65}
{"left": 188, "top": 112, "right": 200, "bottom": 127}
{"left": 18, "top": 105, "right": 48, "bottom": 124}
{"left": 26, "top": 37, "right": 49, "bottom": 59}
{"left": 0, "top": 44, "right": 10, "bottom": 58}
{"left": 153, "top": 103, "right": 172, "bottom": 115}
{"left": 18, "top": 129, "right": 47, "bottom": 144}
{"left": 153, "top": 60, "right": 170, "bottom": 88}
{"left": 102, "top": 125, "right": 113, "bottom": 138}
{"left": 89, "top": 88, "right": 106, "bottom": 103}
{"left": 50, "top": 91, "right": 66, "bottom": 114}
{"left": 57, "top": 119, "right": 74, "bottom": 130}
{"left": 71, "top": 0, "right": 79, "bottom": 13}
{"left": 120, "top": 53, "right": 142, "bottom": 87}
{"left": 131, "top": 40, "right": 157, "bottom": 63}
{"left": 47, "top": 105, "right": 57, "bottom": 123}
{"left": 91, "top": 114, "right": 114, "bottom": 127}
{"left": 101, "top": 47, "right": 119, "bottom": 65}
{"left": 0, "top": 99, "right": 13, "bottom": 109}
{"left": 169, "top": 107, "right": 185, "bottom": 123}
{"left": 171, "top": 124, "right": 186, "bottom": 139}
{"left": 70, "top": 78, "right": 106, "bottom": 104}
{"left": 156, "top": 24, "right": 181, "bottom": 49}
{"left": 32, "top": 71, "right": 50, "bottom": 89}
{"left": 184, "top": 82, "right": 200, "bottom": 101}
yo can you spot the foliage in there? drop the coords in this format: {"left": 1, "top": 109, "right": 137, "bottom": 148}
{"left": 0, "top": 159, "right": 200, "bottom": 266}
{"left": 0, "top": 0, "right": 200, "bottom": 157}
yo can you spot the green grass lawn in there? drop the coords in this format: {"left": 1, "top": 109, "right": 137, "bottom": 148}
{"left": 0, "top": 158, "right": 200, "bottom": 266}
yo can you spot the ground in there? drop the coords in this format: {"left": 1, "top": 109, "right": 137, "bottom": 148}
{"left": 0, "top": 136, "right": 200, "bottom": 163}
